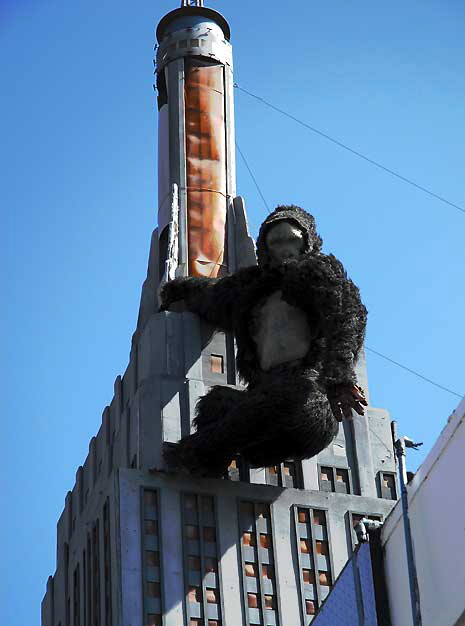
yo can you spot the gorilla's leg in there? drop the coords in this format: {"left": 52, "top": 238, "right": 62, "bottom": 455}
{"left": 224, "top": 373, "right": 337, "bottom": 467}
{"left": 163, "top": 385, "right": 244, "bottom": 476}
{"left": 193, "top": 385, "right": 244, "bottom": 430}
{"left": 164, "top": 370, "right": 338, "bottom": 475}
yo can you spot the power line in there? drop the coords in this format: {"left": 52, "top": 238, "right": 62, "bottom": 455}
{"left": 365, "top": 346, "right": 463, "bottom": 398}
{"left": 236, "top": 140, "right": 271, "bottom": 213}
{"left": 234, "top": 83, "right": 465, "bottom": 216}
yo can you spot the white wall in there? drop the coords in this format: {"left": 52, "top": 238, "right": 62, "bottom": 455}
{"left": 382, "top": 396, "right": 465, "bottom": 626}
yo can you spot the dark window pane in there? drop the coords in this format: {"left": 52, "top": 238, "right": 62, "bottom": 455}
{"left": 146, "top": 551, "right": 160, "bottom": 566}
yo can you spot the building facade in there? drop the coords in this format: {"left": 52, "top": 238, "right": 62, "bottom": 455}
{"left": 42, "top": 4, "right": 398, "bottom": 626}
{"left": 312, "top": 396, "right": 465, "bottom": 626}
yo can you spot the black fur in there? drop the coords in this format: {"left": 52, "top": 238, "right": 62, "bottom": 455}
{"left": 161, "top": 206, "right": 367, "bottom": 475}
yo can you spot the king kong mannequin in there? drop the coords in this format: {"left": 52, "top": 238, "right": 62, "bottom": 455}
{"left": 160, "top": 205, "right": 367, "bottom": 476}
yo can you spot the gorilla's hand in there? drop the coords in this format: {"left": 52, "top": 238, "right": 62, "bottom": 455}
{"left": 159, "top": 278, "right": 189, "bottom": 312}
{"left": 328, "top": 384, "right": 367, "bottom": 422}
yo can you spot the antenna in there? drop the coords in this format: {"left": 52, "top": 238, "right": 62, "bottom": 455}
{"left": 181, "top": 0, "right": 204, "bottom": 6}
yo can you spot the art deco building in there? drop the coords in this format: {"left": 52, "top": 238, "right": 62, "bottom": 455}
{"left": 42, "top": 3, "right": 397, "bottom": 625}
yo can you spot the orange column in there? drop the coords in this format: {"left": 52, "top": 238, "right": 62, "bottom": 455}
{"left": 184, "top": 62, "right": 227, "bottom": 277}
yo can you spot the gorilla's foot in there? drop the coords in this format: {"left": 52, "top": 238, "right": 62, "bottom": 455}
{"left": 193, "top": 385, "right": 243, "bottom": 431}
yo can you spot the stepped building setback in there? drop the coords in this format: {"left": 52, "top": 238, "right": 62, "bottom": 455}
{"left": 42, "top": 3, "right": 398, "bottom": 625}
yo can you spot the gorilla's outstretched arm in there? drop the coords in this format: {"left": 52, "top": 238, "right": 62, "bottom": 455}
{"left": 159, "top": 265, "right": 260, "bottom": 331}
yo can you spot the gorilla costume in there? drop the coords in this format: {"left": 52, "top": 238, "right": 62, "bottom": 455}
{"left": 160, "top": 205, "right": 367, "bottom": 476}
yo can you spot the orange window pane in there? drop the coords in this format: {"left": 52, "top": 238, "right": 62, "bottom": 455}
{"left": 184, "top": 495, "right": 198, "bottom": 511}
{"left": 146, "top": 551, "right": 160, "bottom": 566}
{"left": 268, "top": 465, "right": 278, "bottom": 475}
{"left": 208, "top": 622, "right": 219, "bottom": 626}
{"left": 247, "top": 593, "right": 258, "bottom": 608}
{"left": 144, "top": 491, "right": 157, "bottom": 506}
{"left": 204, "top": 557, "right": 218, "bottom": 573}
{"left": 228, "top": 459, "right": 237, "bottom": 469}
{"left": 336, "top": 468, "right": 348, "bottom": 482}
{"left": 264, "top": 595, "right": 274, "bottom": 609}
{"left": 203, "top": 527, "right": 216, "bottom": 542}
{"left": 242, "top": 532, "right": 256, "bottom": 546}
{"left": 147, "top": 582, "right": 161, "bottom": 598}
{"left": 210, "top": 354, "right": 224, "bottom": 374}
{"left": 188, "top": 586, "right": 202, "bottom": 603}
{"left": 283, "top": 462, "right": 294, "bottom": 476}
{"left": 260, "top": 534, "right": 270, "bottom": 549}
{"left": 303, "top": 569, "right": 315, "bottom": 584}
{"left": 300, "top": 539, "right": 311, "bottom": 554}
{"left": 316, "top": 541, "right": 328, "bottom": 555}
{"left": 206, "top": 589, "right": 218, "bottom": 604}
{"left": 190, "top": 621, "right": 201, "bottom": 626}
{"left": 147, "top": 615, "right": 162, "bottom": 626}
{"left": 188, "top": 556, "right": 201, "bottom": 571}
{"left": 320, "top": 467, "right": 332, "bottom": 481}
{"left": 145, "top": 520, "right": 157, "bottom": 535}
{"left": 298, "top": 509, "right": 308, "bottom": 523}
{"left": 262, "top": 564, "right": 273, "bottom": 580}
{"left": 186, "top": 525, "right": 200, "bottom": 540}
{"left": 319, "top": 571, "right": 331, "bottom": 586}
{"left": 384, "top": 475, "right": 395, "bottom": 488}
{"left": 306, "top": 600, "right": 316, "bottom": 615}
{"left": 245, "top": 563, "right": 256, "bottom": 577}
{"left": 313, "top": 510, "right": 326, "bottom": 526}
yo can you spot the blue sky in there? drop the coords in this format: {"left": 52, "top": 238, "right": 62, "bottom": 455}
{"left": 2, "top": 0, "right": 464, "bottom": 623}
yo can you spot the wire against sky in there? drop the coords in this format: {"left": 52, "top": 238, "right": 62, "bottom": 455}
{"left": 234, "top": 83, "right": 465, "bottom": 217}
{"left": 236, "top": 141, "right": 271, "bottom": 213}
{"left": 366, "top": 346, "right": 463, "bottom": 398}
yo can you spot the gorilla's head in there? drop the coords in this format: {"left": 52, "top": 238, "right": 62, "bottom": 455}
{"left": 256, "top": 205, "right": 322, "bottom": 268}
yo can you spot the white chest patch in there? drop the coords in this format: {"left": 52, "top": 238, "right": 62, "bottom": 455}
{"left": 250, "top": 290, "right": 312, "bottom": 371}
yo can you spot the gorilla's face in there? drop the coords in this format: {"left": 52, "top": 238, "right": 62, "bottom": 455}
{"left": 265, "top": 221, "right": 306, "bottom": 266}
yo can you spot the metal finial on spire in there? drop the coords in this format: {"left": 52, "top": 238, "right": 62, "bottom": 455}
{"left": 181, "top": 0, "right": 204, "bottom": 6}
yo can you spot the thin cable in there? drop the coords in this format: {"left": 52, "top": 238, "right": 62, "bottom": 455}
{"left": 236, "top": 140, "right": 271, "bottom": 213}
{"left": 366, "top": 346, "right": 463, "bottom": 398}
{"left": 234, "top": 83, "right": 465, "bottom": 216}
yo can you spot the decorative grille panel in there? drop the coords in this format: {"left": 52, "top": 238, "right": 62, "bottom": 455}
{"left": 182, "top": 494, "right": 223, "bottom": 626}
{"left": 239, "top": 502, "right": 280, "bottom": 626}
{"left": 141, "top": 490, "right": 162, "bottom": 626}
{"left": 294, "top": 507, "right": 334, "bottom": 624}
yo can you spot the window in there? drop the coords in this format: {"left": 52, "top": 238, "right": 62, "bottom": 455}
{"left": 142, "top": 490, "right": 162, "bottom": 626}
{"left": 183, "top": 494, "right": 222, "bottom": 625}
{"left": 377, "top": 471, "right": 397, "bottom": 500}
{"left": 103, "top": 500, "right": 112, "bottom": 626}
{"left": 73, "top": 564, "right": 80, "bottom": 626}
{"left": 239, "top": 501, "right": 280, "bottom": 626}
{"left": 225, "top": 455, "right": 250, "bottom": 482}
{"left": 210, "top": 354, "right": 224, "bottom": 374}
{"left": 266, "top": 460, "right": 303, "bottom": 488}
{"left": 318, "top": 466, "right": 351, "bottom": 494}
{"left": 91, "top": 520, "right": 101, "bottom": 626}
{"left": 348, "top": 512, "right": 383, "bottom": 550}
{"left": 294, "top": 507, "right": 334, "bottom": 624}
